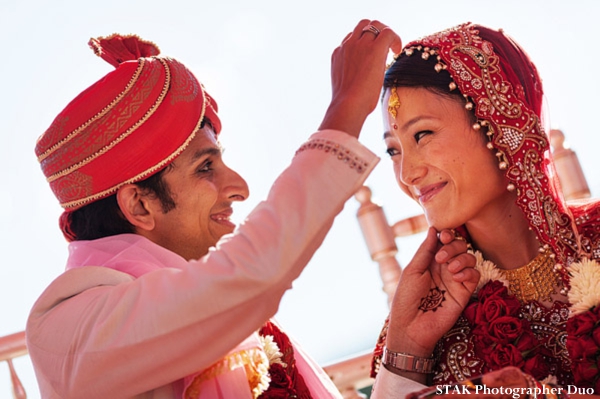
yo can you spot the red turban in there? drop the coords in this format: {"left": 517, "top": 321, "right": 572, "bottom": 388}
{"left": 36, "top": 34, "right": 221, "bottom": 211}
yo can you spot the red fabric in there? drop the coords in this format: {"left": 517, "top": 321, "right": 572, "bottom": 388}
{"left": 36, "top": 34, "right": 222, "bottom": 216}
{"left": 372, "top": 23, "right": 600, "bottom": 386}
{"left": 89, "top": 34, "right": 160, "bottom": 68}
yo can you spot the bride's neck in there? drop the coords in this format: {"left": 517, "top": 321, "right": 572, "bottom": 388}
{"left": 465, "top": 203, "right": 540, "bottom": 270}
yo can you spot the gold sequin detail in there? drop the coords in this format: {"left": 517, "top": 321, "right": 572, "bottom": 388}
{"left": 388, "top": 86, "right": 401, "bottom": 118}
{"left": 499, "top": 247, "right": 560, "bottom": 303}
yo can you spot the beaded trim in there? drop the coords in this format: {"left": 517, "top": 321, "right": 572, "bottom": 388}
{"left": 47, "top": 58, "right": 171, "bottom": 183}
{"left": 37, "top": 59, "right": 146, "bottom": 163}
{"left": 438, "top": 338, "right": 476, "bottom": 382}
{"left": 59, "top": 82, "right": 208, "bottom": 209}
{"left": 295, "top": 138, "right": 369, "bottom": 173}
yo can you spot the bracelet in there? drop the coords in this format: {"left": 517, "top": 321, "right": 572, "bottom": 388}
{"left": 382, "top": 347, "right": 435, "bottom": 374}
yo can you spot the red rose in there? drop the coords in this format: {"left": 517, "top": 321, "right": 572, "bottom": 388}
{"left": 489, "top": 316, "right": 523, "bottom": 343}
{"left": 501, "top": 295, "right": 521, "bottom": 316}
{"left": 478, "top": 281, "right": 508, "bottom": 301}
{"left": 464, "top": 301, "right": 478, "bottom": 324}
{"left": 572, "top": 360, "right": 599, "bottom": 383}
{"left": 568, "top": 311, "right": 598, "bottom": 336}
{"left": 471, "top": 325, "right": 495, "bottom": 356}
{"left": 523, "top": 353, "right": 550, "bottom": 380}
{"left": 260, "top": 386, "right": 293, "bottom": 398}
{"left": 476, "top": 298, "right": 507, "bottom": 324}
{"left": 592, "top": 325, "right": 600, "bottom": 347}
{"left": 471, "top": 322, "right": 489, "bottom": 338}
{"left": 475, "top": 283, "right": 521, "bottom": 324}
{"left": 567, "top": 335, "right": 599, "bottom": 360}
{"left": 268, "top": 364, "right": 292, "bottom": 388}
{"left": 259, "top": 364, "right": 296, "bottom": 399}
{"left": 515, "top": 328, "right": 536, "bottom": 354}
{"left": 487, "top": 343, "right": 524, "bottom": 369}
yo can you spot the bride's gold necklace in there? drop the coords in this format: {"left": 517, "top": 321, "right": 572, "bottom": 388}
{"left": 499, "top": 247, "right": 560, "bottom": 303}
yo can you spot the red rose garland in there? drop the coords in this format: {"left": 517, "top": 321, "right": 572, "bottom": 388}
{"left": 566, "top": 306, "right": 600, "bottom": 392}
{"left": 464, "top": 281, "right": 551, "bottom": 380}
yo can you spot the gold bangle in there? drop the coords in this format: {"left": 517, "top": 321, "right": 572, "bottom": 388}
{"left": 382, "top": 347, "right": 435, "bottom": 374}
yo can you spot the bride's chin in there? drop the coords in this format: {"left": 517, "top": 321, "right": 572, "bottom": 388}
{"left": 425, "top": 217, "right": 460, "bottom": 233}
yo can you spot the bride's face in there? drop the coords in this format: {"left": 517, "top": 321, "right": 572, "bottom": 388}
{"left": 382, "top": 86, "right": 513, "bottom": 230}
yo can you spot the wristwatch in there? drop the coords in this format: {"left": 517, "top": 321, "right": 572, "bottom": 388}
{"left": 382, "top": 347, "right": 435, "bottom": 374}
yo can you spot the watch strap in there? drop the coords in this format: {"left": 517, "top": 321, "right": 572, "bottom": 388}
{"left": 382, "top": 347, "right": 435, "bottom": 374}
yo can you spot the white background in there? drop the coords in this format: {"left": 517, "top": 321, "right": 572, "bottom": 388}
{"left": 1, "top": 0, "right": 599, "bottom": 397}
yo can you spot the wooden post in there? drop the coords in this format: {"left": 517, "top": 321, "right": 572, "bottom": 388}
{"left": 549, "top": 129, "right": 591, "bottom": 200}
{"left": 0, "top": 331, "right": 28, "bottom": 399}
{"left": 355, "top": 186, "right": 402, "bottom": 305}
{"left": 7, "top": 359, "right": 26, "bottom": 399}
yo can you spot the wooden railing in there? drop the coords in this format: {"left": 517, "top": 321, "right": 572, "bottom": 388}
{"left": 0, "top": 331, "right": 27, "bottom": 399}
{"left": 324, "top": 352, "right": 374, "bottom": 398}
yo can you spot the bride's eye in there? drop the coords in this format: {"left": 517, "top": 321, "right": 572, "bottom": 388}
{"left": 386, "top": 147, "right": 400, "bottom": 157}
{"left": 414, "top": 130, "right": 433, "bottom": 143}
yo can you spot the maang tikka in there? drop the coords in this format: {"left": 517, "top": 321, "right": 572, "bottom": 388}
{"left": 387, "top": 86, "right": 401, "bottom": 120}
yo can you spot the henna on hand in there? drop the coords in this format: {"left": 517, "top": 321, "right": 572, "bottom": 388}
{"left": 418, "top": 287, "right": 446, "bottom": 312}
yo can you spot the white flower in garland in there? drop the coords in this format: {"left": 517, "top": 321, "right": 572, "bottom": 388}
{"left": 250, "top": 355, "right": 270, "bottom": 399}
{"left": 568, "top": 258, "right": 600, "bottom": 316}
{"left": 259, "top": 334, "right": 286, "bottom": 367}
{"left": 473, "top": 250, "right": 508, "bottom": 294}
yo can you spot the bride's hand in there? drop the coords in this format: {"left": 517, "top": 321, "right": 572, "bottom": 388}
{"left": 386, "top": 227, "right": 479, "bottom": 357}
